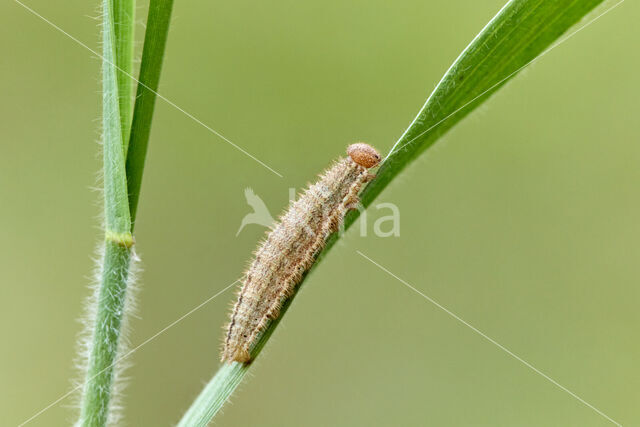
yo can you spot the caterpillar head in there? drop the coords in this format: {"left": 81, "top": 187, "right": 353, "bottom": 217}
{"left": 347, "top": 143, "right": 381, "bottom": 169}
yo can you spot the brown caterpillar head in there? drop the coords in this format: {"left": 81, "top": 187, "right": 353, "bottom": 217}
{"left": 347, "top": 143, "right": 381, "bottom": 168}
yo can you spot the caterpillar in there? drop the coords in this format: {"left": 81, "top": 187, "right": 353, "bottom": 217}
{"left": 222, "top": 143, "right": 381, "bottom": 363}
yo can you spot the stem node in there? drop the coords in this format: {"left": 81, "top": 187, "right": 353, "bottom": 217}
{"left": 105, "top": 230, "right": 134, "bottom": 248}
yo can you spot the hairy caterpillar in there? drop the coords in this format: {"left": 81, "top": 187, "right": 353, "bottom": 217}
{"left": 222, "top": 143, "right": 381, "bottom": 363}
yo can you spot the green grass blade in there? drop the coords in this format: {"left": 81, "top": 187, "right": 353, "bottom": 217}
{"left": 78, "top": 0, "right": 134, "bottom": 425}
{"left": 126, "top": 0, "right": 175, "bottom": 225}
{"left": 362, "top": 0, "right": 606, "bottom": 209}
{"left": 113, "top": 0, "right": 136, "bottom": 151}
{"left": 177, "top": 0, "right": 609, "bottom": 424}
{"left": 177, "top": 321, "right": 279, "bottom": 427}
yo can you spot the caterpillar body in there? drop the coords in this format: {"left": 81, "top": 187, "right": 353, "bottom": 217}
{"left": 222, "top": 143, "right": 381, "bottom": 363}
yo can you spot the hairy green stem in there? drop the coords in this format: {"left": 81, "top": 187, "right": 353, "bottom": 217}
{"left": 79, "top": 242, "right": 133, "bottom": 427}
{"left": 78, "top": 0, "right": 133, "bottom": 425}
{"left": 126, "top": 0, "right": 175, "bottom": 226}
{"left": 178, "top": 0, "right": 606, "bottom": 424}
{"left": 113, "top": 0, "right": 136, "bottom": 151}
{"left": 78, "top": 0, "right": 175, "bottom": 423}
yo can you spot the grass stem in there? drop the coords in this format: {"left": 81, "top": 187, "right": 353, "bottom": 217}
{"left": 77, "top": 0, "right": 134, "bottom": 425}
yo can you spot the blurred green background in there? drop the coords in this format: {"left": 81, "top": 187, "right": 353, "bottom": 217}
{"left": 2, "top": 0, "right": 638, "bottom": 425}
